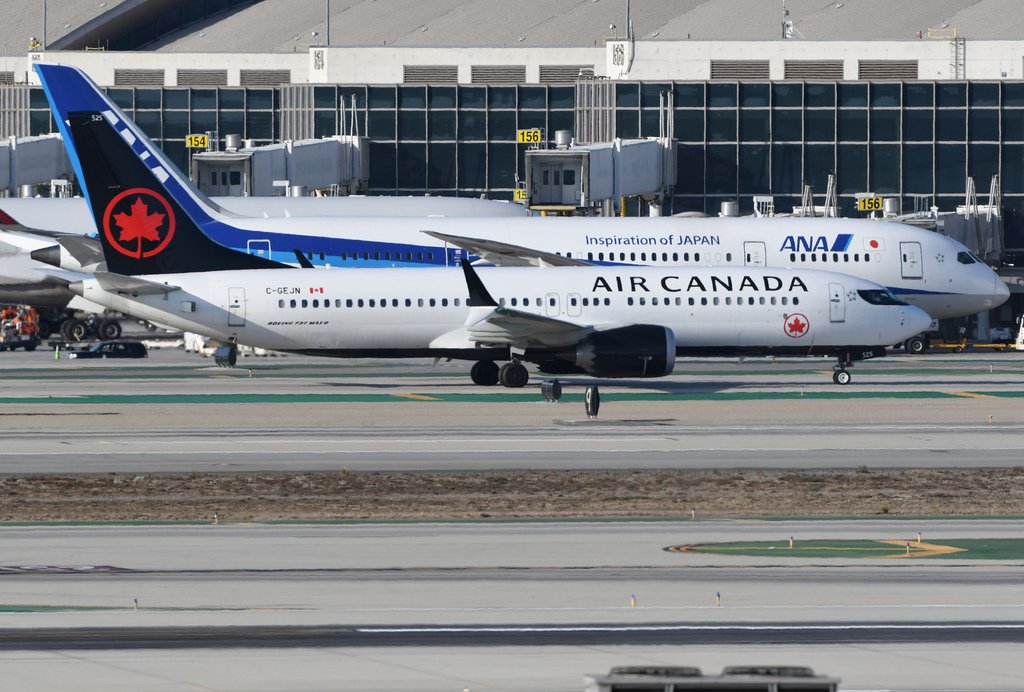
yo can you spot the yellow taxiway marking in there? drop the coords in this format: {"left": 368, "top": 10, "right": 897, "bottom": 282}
{"left": 391, "top": 393, "right": 440, "bottom": 401}
{"left": 947, "top": 391, "right": 998, "bottom": 399}
{"left": 878, "top": 539, "right": 967, "bottom": 559}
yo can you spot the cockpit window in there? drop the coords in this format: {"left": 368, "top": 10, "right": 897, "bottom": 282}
{"left": 956, "top": 251, "right": 976, "bottom": 265}
{"left": 858, "top": 289, "right": 908, "bottom": 306}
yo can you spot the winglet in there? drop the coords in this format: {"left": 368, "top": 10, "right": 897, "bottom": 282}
{"left": 293, "top": 249, "right": 315, "bottom": 269}
{"left": 460, "top": 258, "right": 497, "bottom": 307}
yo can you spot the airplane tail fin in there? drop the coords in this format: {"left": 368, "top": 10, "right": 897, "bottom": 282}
{"left": 33, "top": 62, "right": 285, "bottom": 275}
{"left": 61, "top": 108, "right": 287, "bottom": 275}
{"left": 34, "top": 63, "right": 234, "bottom": 225}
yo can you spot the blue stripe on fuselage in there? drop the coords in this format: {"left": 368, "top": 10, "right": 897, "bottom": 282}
{"left": 829, "top": 234, "right": 853, "bottom": 252}
{"left": 204, "top": 225, "right": 459, "bottom": 266}
{"left": 888, "top": 286, "right": 953, "bottom": 296}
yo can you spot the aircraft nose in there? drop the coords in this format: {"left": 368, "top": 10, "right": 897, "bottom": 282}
{"left": 906, "top": 305, "right": 933, "bottom": 335}
{"left": 993, "top": 271, "right": 1010, "bottom": 308}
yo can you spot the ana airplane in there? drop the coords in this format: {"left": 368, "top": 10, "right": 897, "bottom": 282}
{"left": 0, "top": 194, "right": 526, "bottom": 235}
{"left": 25, "top": 63, "right": 1006, "bottom": 338}
{"left": 37, "top": 101, "right": 932, "bottom": 386}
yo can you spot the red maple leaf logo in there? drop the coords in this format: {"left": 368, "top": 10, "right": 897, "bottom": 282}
{"left": 785, "top": 313, "right": 809, "bottom": 338}
{"left": 102, "top": 188, "right": 176, "bottom": 259}
{"left": 113, "top": 196, "right": 165, "bottom": 244}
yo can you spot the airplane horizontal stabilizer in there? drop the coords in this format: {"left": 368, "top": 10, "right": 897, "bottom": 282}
{"left": 94, "top": 272, "right": 179, "bottom": 296}
{"left": 56, "top": 235, "right": 104, "bottom": 268}
{"left": 428, "top": 231, "right": 589, "bottom": 267}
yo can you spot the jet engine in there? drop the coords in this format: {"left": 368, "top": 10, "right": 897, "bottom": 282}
{"left": 536, "top": 325, "right": 676, "bottom": 378}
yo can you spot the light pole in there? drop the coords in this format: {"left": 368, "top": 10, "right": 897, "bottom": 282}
{"left": 42, "top": 0, "right": 47, "bottom": 48}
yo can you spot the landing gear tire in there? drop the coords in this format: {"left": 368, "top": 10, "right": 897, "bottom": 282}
{"left": 832, "top": 369, "right": 852, "bottom": 385}
{"left": 97, "top": 319, "right": 122, "bottom": 340}
{"left": 498, "top": 361, "right": 529, "bottom": 388}
{"left": 904, "top": 336, "right": 927, "bottom": 354}
{"left": 470, "top": 360, "right": 499, "bottom": 386}
{"left": 65, "top": 319, "right": 89, "bottom": 342}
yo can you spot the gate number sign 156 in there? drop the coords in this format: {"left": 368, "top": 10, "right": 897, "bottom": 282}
{"left": 517, "top": 129, "right": 542, "bottom": 144}
{"left": 858, "top": 197, "right": 882, "bottom": 212}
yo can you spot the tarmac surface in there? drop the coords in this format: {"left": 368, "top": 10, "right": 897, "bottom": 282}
{"left": 1, "top": 347, "right": 1023, "bottom": 690}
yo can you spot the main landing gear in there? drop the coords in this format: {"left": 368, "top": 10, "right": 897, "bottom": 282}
{"left": 832, "top": 352, "right": 853, "bottom": 385}
{"left": 469, "top": 359, "right": 529, "bottom": 388}
{"left": 470, "top": 360, "right": 499, "bottom": 386}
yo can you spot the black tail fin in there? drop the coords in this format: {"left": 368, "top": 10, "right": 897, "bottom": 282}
{"left": 67, "top": 110, "right": 287, "bottom": 275}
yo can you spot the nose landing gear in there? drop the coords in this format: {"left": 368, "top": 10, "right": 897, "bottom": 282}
{"left": 832, "top": 352, "right": 854, "bottom": 385}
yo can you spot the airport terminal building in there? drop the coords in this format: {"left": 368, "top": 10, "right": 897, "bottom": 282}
{"left": 2, "top": 1, "right": 1024, "bottom": 246}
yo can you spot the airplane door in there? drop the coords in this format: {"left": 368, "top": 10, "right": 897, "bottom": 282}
{"left": 537, "top": 164, "right": 558, "bottom": 204}
{"left": 567, "top": 292, "right": 582, "bottom": 317}
{"left": 561, "top": 167, "right": 581, "bottom": 205}
{"left": 900, "top": 241, "right": 923, "bottom": 279}
{"left": 743, "top": 241, "right": 766, "bottom": 267}
{"left": 545, "top": 292, "right": 560, "bottom": 317}
{"left": 828, "top": 282, "right": 845, "bottom": 322}
{"left": 228, "top": 287, "right": 246, "bottom": 326}
{"left": 247, "top": 239, "right": 271, "bottom": 259}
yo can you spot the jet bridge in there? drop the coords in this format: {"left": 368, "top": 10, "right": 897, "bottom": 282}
{"left": 0, "top": 134, "right": 72, "bottom": 196}
{"left": 191, "top": 135, "right": 368, "bottom": 197}
{"left": 523, "top": 135, "right": 676, "bottom": 215}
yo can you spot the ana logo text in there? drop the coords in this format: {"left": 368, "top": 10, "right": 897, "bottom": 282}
{"left": 780, "top": 234, "right": 853, "bottom": 253}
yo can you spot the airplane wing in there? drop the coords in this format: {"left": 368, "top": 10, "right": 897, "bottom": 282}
{"left": 424, "top": 230, "right": 590, "bottom": 267}
{"left": 465, "top": 303, "right": 594, "bottom": 348}
{"left": 459, "top": 258, "right": 593, "bottom": 348}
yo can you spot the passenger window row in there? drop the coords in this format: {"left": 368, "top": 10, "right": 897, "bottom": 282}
{"left": 627, "top": 295, "right": 800, "bottom": 307}
{"left": 278, "top": 296, "right": 618, "bottom": 310}
{"left": 499, "top": 297, "right": 614, "bottom": 307}
{"left": 278, "top": 297, "right": 464, "bottom": 309}
{"left": 788, "top": 252, "right": 873, "bottom": 263}
{"left": 301, "top": 250, "right": 438, "bottom": 262}
{"left": 276, "top": 293, "right": 799, "bottom": 311}
{"left": 576, "top": 251, "right": 735, "bottom": 263}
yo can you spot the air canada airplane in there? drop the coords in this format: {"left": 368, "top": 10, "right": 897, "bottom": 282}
{"left": 25, "top": 63, "right": 1007, "bottom": 334}
{"left": 37, "top": 103, "right": 932, "bottom": 386}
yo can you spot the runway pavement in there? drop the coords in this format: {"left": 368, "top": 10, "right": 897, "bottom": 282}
{"left": 1, "top": 520, "right": 1023, "bottom": 689}
{"left": 2, "top": 349, "right": 1024, "bottom": 689}
{"left": 1, "top": 349, "right": 1024, "bottom": 473}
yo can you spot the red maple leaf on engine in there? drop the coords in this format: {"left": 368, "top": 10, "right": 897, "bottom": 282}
{"left": 113, "top": 196, "right": 165, "bottom": 244}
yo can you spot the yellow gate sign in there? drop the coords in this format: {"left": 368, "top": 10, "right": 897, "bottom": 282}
{"left": 513, "top": 189, "right": 528, "bottom": 201}
{"left": 186, "top": 134, "right": 210, "bottom": 149}
{"left": 857, "top": 196, "right": 883, "bottom": 212}
{"left": 516, "top": 128, "right": 542, "bottom": 144}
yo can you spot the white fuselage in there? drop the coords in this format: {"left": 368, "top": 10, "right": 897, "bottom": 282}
{"left": 72, "top": 265, "right": 932, "bottom": 360}
{"left": 0, "top": 195, "right": 526, "bottom": 233}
